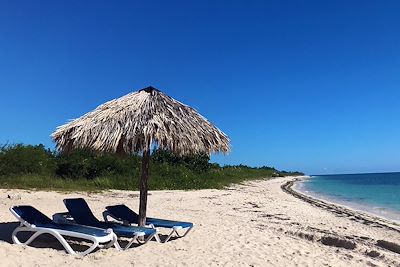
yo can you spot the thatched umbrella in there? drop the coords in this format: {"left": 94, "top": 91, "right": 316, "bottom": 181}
{"left": 52, "top": 86, "right": 230, "bottom": 226}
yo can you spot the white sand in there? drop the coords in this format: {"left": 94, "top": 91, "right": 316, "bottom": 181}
{"left": 1, "top": 177, "right": 399, "bottom": 267}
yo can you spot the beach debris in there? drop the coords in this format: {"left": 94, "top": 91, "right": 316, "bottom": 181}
{"left": 365, "top": 250, "right": 380, "bottom": 258}
{"left": 365, "top": 261, "right": 378, "bottom": 267}
{"left": 7, "top": 194, "right": 21, "bottom": 200}
{"left": 201, "top": 196, "right": 219, "bottom": 199}
{"left": 246, "top": 201, "right": 261, "bottom": 208}
{"left": 283, "top": 230, "right": 315, "bottom": 241}
{"left": 344, "top": 253, "right": 353, "bottom": 259}
{"left": 297, "top": 232, "right": 315, "bottom": 241}
{"left": 320, "top": 236, "right": 357, "bottom": 250}
{"left": 258, "top": 213, "right": 290, "bottom": 220}
{"left": 376, "top": 240, "right": 400, "bottom": 254}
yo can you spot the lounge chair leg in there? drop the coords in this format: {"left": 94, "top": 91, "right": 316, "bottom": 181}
{"left": 12, "top": 227, "right": 78, "bottom": 255}
{"left": 102, "top": 237, "right": 117, "bottom": 249}
{"left": 122, "top": 235, "right": 138, "bottom": 250}
{"left": 144, "top": 232, "right": 157, "bottom": 244}
{"left": 112, "top": 234, "right": 122, "bottom": 250}
{"left": 77, "top": 239, "right": 99, "bottom": 256}
{"left": 177, "top": 226, "right": 193, "bottom": 238}
{"left": 163, "top": 229, "right": 177, "bottom": 243}
{"left": 153, "top": 232, "right": 161, "bottom": 243}
{"left": 58, "top": 235, "right": 100, "bottom": 256}
{"left": 162, "top": 226, "right": 193, "bottom": 243}
{"left": 12, "top": 227, "right": 40, "bottom": 246}
{"left": 137, "top": 224, "right": 159, "bottom": 243}
{"left": 50, "top": 230, "right": 78, "bottom": 255}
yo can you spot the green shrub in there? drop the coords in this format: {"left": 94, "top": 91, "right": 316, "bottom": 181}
{"left": 0, "top": 144, "right": 56, "bottom": 175}
{"left": 56, "top": 149, "right": 140, "bottom": 179}
{"left": 0, "top": 143, "right": 303, "bottom": 191}
{"left": 151, "top": 149, "right": 210, "bottom": 172}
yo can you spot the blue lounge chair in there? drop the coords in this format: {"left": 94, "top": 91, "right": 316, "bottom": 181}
{"left": 10, "top": 205, "right": 116, "bottom": 256}
{"left": 61, "top": 198, "right": 159, "bottom": 250}
{"left": 103, "top": 204, "right": 194, "bottom": 243}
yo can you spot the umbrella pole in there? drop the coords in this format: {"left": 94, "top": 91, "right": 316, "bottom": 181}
{"left": 138, "top": 149, "right": 150, "bottom": 227}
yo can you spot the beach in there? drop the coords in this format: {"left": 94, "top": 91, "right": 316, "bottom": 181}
{"left": 1, "top": 176, "right": 399, "bottom": 267}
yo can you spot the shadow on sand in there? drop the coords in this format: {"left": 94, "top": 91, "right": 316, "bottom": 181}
{"left": 0, "top": 222, "right": 18, "bottom": 244}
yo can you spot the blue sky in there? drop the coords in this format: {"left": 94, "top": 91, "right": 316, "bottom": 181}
{"left": 1, "top": 1, "right": 399, "bottom": 174}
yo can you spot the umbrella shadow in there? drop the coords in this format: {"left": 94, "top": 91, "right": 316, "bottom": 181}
{"left": 0, "top": 221, "right": 102, "bottom": 254}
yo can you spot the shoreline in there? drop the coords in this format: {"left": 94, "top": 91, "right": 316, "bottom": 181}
{"left": 282, "top": 177, "right": 400, "bottom": 233}
{"left": 293, "top": 177, "right": 400, "bottom": 224}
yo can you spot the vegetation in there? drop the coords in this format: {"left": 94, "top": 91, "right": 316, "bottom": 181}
{"left": 0, "top": 144, "right": 303, "bottom": 191}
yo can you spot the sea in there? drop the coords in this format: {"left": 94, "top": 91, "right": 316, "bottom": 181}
{"left": 293, "top": 172, "right": 400, "bottom": 223}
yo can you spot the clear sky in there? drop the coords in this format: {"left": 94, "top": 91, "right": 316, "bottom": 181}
{"left": 1, "top": 1, "right": 399, "bottom": 175}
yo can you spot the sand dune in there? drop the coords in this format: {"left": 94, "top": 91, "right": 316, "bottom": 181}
{"left": 0, "top": 177, "right": 399, "bottom": 266}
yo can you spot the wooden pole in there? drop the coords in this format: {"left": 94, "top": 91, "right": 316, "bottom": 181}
{"left": 138, "top": 148, "right": 150, "bottom": 226}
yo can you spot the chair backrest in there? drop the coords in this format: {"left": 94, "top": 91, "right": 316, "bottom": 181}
{"left": 106, "top": 204, "right": 139, "bottom": 223}
{"left": 63, "top": 198, "right": 99, "bottom": 225}
{"left": 11, "top": 205, "right": 53, "bottom": 226}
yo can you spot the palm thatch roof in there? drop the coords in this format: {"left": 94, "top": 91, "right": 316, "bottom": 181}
{"left": 52, "top": 86, "right": 230, "bottom": 155}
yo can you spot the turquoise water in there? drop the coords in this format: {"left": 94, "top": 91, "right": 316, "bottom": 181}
{"left": 295, "top": 172, "right": 400, "bottom": 222}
